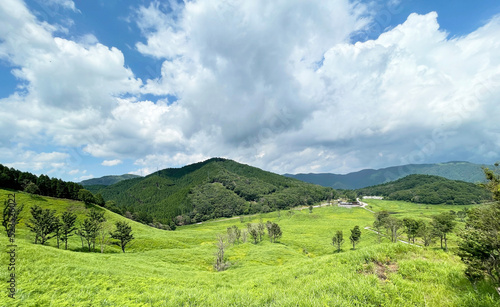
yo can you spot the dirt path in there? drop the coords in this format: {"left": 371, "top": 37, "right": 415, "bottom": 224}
{"left": 357, "top": 198, "right": 375, "bottom": 213}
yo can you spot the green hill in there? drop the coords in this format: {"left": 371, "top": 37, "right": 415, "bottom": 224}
{"left": 285, "top": 161, "right": 492, "bottom": 189}
{"left": 80, "top": 174, "right": 141, "bottom": 186}
{"left": 1, "top": 189, "right": 497, "bottom": 306}
{"left": 98, "top": 158, "right": 334, "bottom": 225}
{"left": 356, "top": 174, "right": 492, "bottom": 205}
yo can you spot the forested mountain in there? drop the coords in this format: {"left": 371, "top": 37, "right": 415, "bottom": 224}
{"left": 80, "top": 174, "right": 141, "bottom": 186}
{"left": 98, "top": 158, "right": 334, "bottom": 225}
{"left": 0, "top": 163, "right": 83, "bottom": 200}
{"left": 285, "top": 161, "right": 491, "bottom": 189}
{"left": 356, "top": 174, "right": 492, "bottom": 205}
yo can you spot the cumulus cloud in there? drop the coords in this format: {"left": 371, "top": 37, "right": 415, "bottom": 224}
{"left": 1, "top": 0, "right": 500, "bottom": 179}
{"left": 102, "top": 159, "right": 123, "bottom": 166}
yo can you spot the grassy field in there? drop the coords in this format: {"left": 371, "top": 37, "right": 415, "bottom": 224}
{"left": 1, "top": 190, "right": 498, "bottom": 306}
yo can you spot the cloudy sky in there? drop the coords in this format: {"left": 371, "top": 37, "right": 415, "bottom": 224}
{"left": 1, "top": 0, "right": 500, "bottom": 182}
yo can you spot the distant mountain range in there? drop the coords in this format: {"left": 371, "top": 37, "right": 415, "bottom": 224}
{"left": 284, "top": 161, "right": 492, "bottom": 189}
{"left": 80, "top": 174, "right": 141, "bottom": 186}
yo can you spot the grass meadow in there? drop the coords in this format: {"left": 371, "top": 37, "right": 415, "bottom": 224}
{"left": 1, "top": 190, "right": 498, "bottom": 306}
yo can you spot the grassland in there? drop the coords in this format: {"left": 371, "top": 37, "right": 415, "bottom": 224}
{"left": 1, "top": 190, "right": 498, "bottom": 306}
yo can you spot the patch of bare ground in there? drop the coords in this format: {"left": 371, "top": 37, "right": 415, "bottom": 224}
{"left": 359, "top": 260, "right": 399, "bottom": 280}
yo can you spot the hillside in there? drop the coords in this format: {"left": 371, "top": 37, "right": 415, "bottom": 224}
{"left": 356, "top": 174, "right": 492, "bottom": 205}
{"left": 80, "top": 174, "right": 141, "bottom": 186}
{"left": 1, "top": 189, "right": 498, "bottom": 306}
{"left": 285, "top": 161, "right": 491, "bottom": 189}
{"left": 98, "top": 158, "right": 334, "bottom": 225}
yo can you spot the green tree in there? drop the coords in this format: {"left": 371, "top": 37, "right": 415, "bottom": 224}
{"left": 78, "top": 189, "right": 96, "bottom": 206}
{"left": 332, "top": 230, "right": 344, "bottom": 252}
{"left": 60, "top": 211, "right": 77, "bottom": 250}
{"left": 2, "top": 194, "right": 23, "bottom": 236}
{"left": 247, "top": 223, "right": 259, "bottom": 244}
{"left": 458, "top": 165, "right": 500, "bottom": 290}
{"left": 214, "top": 234, "right": 230, "bottom": 271}
{"left": 26, "top": 205, "right": 58, "bottom": 245}
{"left": 384, "top": 216, "right": 403, "bottom": 243}
{"left": 110, "top": 221, "right": 134, "bottom": 253}
{"left": 266, "top": 221, "right": 282, "bottom": 243}
{"left": 349, "top": 225, "right": 361, "bottom": 249}
{"left": 78, "top": 209, "right": 106, "bottom": 252}
{"left": 416, "top": 221, "right": 434, "bottom": 247}
{"left": 24, "top": 182, "right": 40, "bottom": 195}
{"left": 431, "top": 212, "right": 456, "bottom": 252}
{"left": 95, "top": 193, "right": 106, "bottom": 207}
{"left": 402, "top": 218, "right": 421, "bottom": 244}
{"left": 373, "top": 210, "right": 389, "bottom": 243}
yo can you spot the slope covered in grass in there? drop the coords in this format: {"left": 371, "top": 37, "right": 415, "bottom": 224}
{"left": 1, "top": 189, "right": 498, "bottom": 306}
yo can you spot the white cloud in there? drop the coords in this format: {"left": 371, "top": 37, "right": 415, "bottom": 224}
{"left": 102, "top": 159, "right": 123, "bottom": 167}
{"left": 1, "top": 0, "right": 500, "bottom": 179}
{"left": 46, "top": 0, "right": 78, "bottom": 12}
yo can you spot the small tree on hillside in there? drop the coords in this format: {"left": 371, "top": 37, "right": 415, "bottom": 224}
{"left": 60, "top": 211, "right": 77, "bottom": 250}
{"left": 26, "top": 205, "right": 58, "bottom": 245}
{"left": 332, "top": 230, "right": 344, "bottom": 253}
{"left": 402, "top": 218, "right": 421, "bottom": 244}
{"left": 78, "top": 189, "right": 96, "bottom": 206}
{"left": 416, "top": 220, "right": 434, "bottom": 247}
{"left": 2, "top": 194, "right": 24, "bottom": 236}
{"left": 431, "top": 212, "right": 456, "bottom": 252}
{"left": 349, "top": 225, "right": 361, "bottom": 250}
{"left": 257, "top": 220, "right": 265, "bottom": 242}
{"left": 110, "top": 221, "right": 134, "bottom": 253}
{"left": 266, "top": 221, "right": 282, "bottom": 243}
{"left": 247, "top": 223, "right": 259, "bottom": 244}
{"left": 214, "top": 234, "right": 230, "bottom": 272}
{"left": 53, "top": 216, "right": 62, "bottom": 248}
{"left": 384, "top": 216, "right": 403, "bottom": 243}
{"left": 373, "top": 211, "right": 389, "bottom": 242}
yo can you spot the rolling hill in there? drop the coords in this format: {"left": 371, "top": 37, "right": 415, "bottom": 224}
{"left": 356, "top": 174, "right": 492, "bottom": 205}
{"left": 1, "top": 188, "right": 497, "bottom": 306}
{"left": 97, "top": 158, "right": 334, "bottom": 225}
{"left": 285, "top": 161, "right": 492, "bottom": 189}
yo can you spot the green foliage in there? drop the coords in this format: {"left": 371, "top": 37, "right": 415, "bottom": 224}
{"left": 0, "top": 164, "right": 82, "bottom": 200}
{"left": 80, "top": 174, "right": 141, "bottom": 186}
{"left": 357, "top": 174, "right": 492, "bottom": 205}
{"left": 287, "top": 161, "right": 492, "bottom": 189}
{"left": 26, "top": 204, "right": 58, "bottom": 245}
{"left": 2, "top": 194, "right": 23, "bottom": 235}
{"left": 332, "top": 230, "right": 344, "bottom": 252}
{"left": 60, "top": 211, "right": 77, "bottom": 250}
{"left": 458, "top": 165, "right": 500, "bottom": 287}
{"left": 78, "top": 189, "right": 96, "bottom": 206}
{"left": 349, "top": 225, "right": 361, "bottom": 249}
{"left": 110, "top": 221, "right": 134, "bottom": 253}
{"left": 431, "top": 212, "right": 456, "bottom": 252}
{"left": 266, "top": 221, "right": 282, "bottom": 243}
{"left": 99, "top": 158, "right": 333, "bottom": 226}
{"left": 78, "top": 209, "right": 106, "bottom": 252}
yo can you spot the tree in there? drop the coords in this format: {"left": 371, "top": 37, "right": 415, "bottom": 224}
{"left": 2, "top": 194, "right": 23, "bottom": 236}
{"left": 402, "top": 218, "right": 421, "bottom": 244}
{"left": 373, "top": 211, "right": 389, "bottom": 243}
{"left": 53, "top": 216, "right": 62, "bottom": 249}
{"left": 416, "top": 221, "right": 434, "bottom": 247}
{"left": 247, "top": 223, "right": 259, "bottom": 244}
{"left": 457, "top": 207, "right": 469, "bottom": 222}
{"left": 266, "top": 221, "right": 282, "bottom": 243}
{"left": 214, "top": 234, "right": 230, "bottom": 271}
{"left": 110, "top": 221, "right": 134, "bottom": 253}
{"left": 78, "top": 189, "right": 96, "bottom": 206}
{"left": 332, "top": 230, "right": 344, "bottom": 252}
{"left": 349, "top": 225, "right": 361, "bottom": 249}
{"left": 78, "top": 209, "right": 106, "bottom": 252}
{"left": 94, "top": 193, "right": 106, "bottom": 207}
{"left": 458, "top": 165, "right": 500, "bottom": 291}
{"left": 257, "top": 220, "right": 265, "bottom": 242}
{"left": 26, "top": 205, "right": 58, "bottom": 245}
{"left": 309, "top": 205, "right": 313, "bottom": 213}
{"left": 431, "top": 212, "right": 456, "bottom": 252}
{"left": 60, "top": 211, "right": 77, "bottom": 250}
{"left": 24, "top": 182, "right": 40, "bottom": 195}
{"left": 384, "top": 216, "right": 403, "bottom": 243}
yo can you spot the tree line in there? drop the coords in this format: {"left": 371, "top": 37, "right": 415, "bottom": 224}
{"left": 0, "top": 164, "right": 83, "bottom": 201}
{"left": 2, "top": 199, "right": 134, "bottom": 253}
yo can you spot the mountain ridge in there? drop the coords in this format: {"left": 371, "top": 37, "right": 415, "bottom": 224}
{"left": 284, "top": 161, "right": 492, "bottom": 189}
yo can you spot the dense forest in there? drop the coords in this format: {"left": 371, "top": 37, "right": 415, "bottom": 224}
{"left": 0, "top": 164, "right": 83, "bottom": 200}
{"left": 97, "top": 158, "right": 335, "bottom": 226}
{"left": 356, "top": 174, "right": 492, "bottom": 205}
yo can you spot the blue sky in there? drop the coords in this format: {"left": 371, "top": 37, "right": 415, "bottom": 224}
{"left": 1, "top": 0, "right": 500, "bottom": 182}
